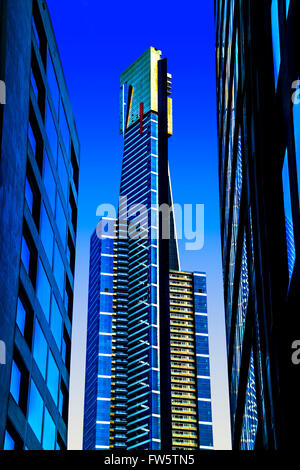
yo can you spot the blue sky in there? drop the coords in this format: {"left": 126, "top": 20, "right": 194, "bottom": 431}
{"left": 47, "top": 0, "right": 232, "bottom": 449}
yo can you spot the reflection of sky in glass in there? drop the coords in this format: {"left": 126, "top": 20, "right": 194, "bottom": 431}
{"left": 286, "top": 0, "right": 290, "bottom": 18}
{"left": 271, "top": 0, "right": 281, "bottom": 88}
{"left": 282, "top": 151, "right": 295, "bottom": 282}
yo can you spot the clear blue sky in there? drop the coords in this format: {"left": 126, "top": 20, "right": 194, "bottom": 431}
{"left": 47, "top": 0, "right": 232, "bottom": 449}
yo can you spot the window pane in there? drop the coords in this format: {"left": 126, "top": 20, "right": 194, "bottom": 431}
{"left": 28, "top": 380, "right": 44, "bottom": 442}
{"left": 16, "top": 298, "right": 26, "bottom": 335}
{"left": 42, "top": 408, "right": 56, "bottom": 450}
{"left": 282, "top": 151, "right": 295, "bottom": 282}
{"left": 47, "top": 51, "right": 59, "bottom": 116}
{"left": 50, "top": 296, "right": 63, "bottom": 350}
{"left": 25, "top": 178, "right": 34, "bottom": 213}
{"left": 40, "top": 203, "right": 54, "bottom": 265}
{"left": 4, "top": 431, "right": 15, "bottom": 450}
{"left": 54, "top": 243, "right": 65, "bottom": 297}
{"left": 10, "top": 361, "right": 21, "bottom": 404}
{"left": 36, "top": 259, "right": 51, "bottom": 322}
{"left": 28, "top": 122, "right": 37, "bottom": 156}
{"left": 56, "top": 195, "right": 66, "bottom": 247}
{"left": 58, "top": 146, "right": 68, "bottom": 202}
{"left": 46, "top": 101, "right": 58, "bottom": 162}
{"left": 33, "top": 319, "right": 47, "bottom": 379}
{"left": 43, "top": 151, "right": 56, "bottom": 213}
{"left": 60, "top": 100, "right": 69, "bottom": 154}
{"left": 21, "top": 236, "right": 30, "bottom": 274}
{"left": 271, "top": 0, "right": 281, "bottom": 88}
{"left": 47, "top": 351, "right": 59, "bottom": 405}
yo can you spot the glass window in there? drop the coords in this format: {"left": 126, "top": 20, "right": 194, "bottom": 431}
{"left": 50, "top": 296, "right": 63, "bottom": 350}
{"left": 60, "top": 100, "right": 70, "bottom": 154}
{"left": 33, "top": 319, "right": 48, "bottom": 379}
{"left": 43, "top": 151, "right": 56, "bottom": 213}
{"left": 4, "top": 431, "right": 15, "bottom": 450}
{"left": 54, "top": 243, "right": 65, "bottom": 297}
{"left": 286, "top": 0, "right": 290, "bottom": 17}
{"left": 10, "top": 361, "right": 21, "bottom": 404}
{"left": 47, "top": 51, "right": 59, "bottom": 116}
{"left": 31, "top": 69, "right": 39, "bottom": 102}
{"left": 27, "top": 380, "right": 44, "bottom": 442}
{"left": 293, "top": 98, "right": 300, "bottom": 199}
{"left": 25, "top": 178, "right": 34, "bottom": 213}
{"left": 47, "top": 351, "right": 59, "bottom": 405}
{"left": 28, "top": 121, "right": 37, "bottom": 156}
{"left": 271, "top": 0, "right": 281, "bottom": 88}
{"left": 21, "top": 236, "right": 30, "bottom": 274}
{"left": 45, "top": 101, "right": 58, "bottom": 161}
{"left": 16, "top": 298, "right": 26, "bottom": 335}
{"left": 40, "top": 203, "right": 54, "bottom": 265}
{"left": 100, "top": 256, "right": 113, "bottom": 274}
{"left": 36, "top": 259, "right": 51, "bottom": 322}
{"left": 42, "top": 408, "right": 56, "bottom": 450}
{"left": 282, "top": 151, "right": 295, "bottom": 282}
{"left": 56, "top": 194, "right": 66, "bottom": 247}
{"left": 58, "top": 146, "right": 69, "bottom": 202}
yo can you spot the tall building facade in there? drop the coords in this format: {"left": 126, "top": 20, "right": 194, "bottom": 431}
{"left": 215, "top": 0, "right": 300, "bottom": 450}
{"left": 83, "top": 48, "right": 214, "bottom": 451}
{"left": 0, "top": 0, "right": 80, "bottom": 450}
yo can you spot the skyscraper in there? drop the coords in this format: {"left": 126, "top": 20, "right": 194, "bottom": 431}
{"left": 83, "top": 48, "right": 214, "bottom": 451}
{"left": 0, "top": 0, "right": 80, "bottom": 450}
{"left": 215, "top": 0, "right": 300, "bottom": 450}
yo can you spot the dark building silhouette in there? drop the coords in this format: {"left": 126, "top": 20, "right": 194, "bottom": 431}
{"left": 215, "top": 0, "right": 300, "bottom": 449}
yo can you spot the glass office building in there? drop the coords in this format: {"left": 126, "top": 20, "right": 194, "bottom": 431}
{"left": 83, "top": 48, "right": 213, "bottom": 450}
{"left": 0, "top": 0, "right": 80, "bottom": 450}
{"left": 215, "top": 0, "right": 300, "bottom": 449}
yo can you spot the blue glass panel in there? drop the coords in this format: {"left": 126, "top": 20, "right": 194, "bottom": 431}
{"left": 293, "top": 100, "right": 300, "bottom": 206}
{"left": 16, "top": 298, "right": 26, "bottom": 335}
{"left": 21, "top": 236, "right": 30, "bottom": 274}
{"left": 197, "top": 378, "right": 211, "bottom": 399}
{"left": 96, "top": 401, "right": 111, "bottom": 422}
{"left": 100, "top": 294, "right": 113, "bottom": 312}
{"left": 199, "top": 424, "right": 213, "bottom": 447}
{"left": 151, "top": 415, "right": 160, "bottom": 439}
{"left": 101, "top": 238, "right": 114, "bottom": 255}
{"left": 40, "top": 203, "right": 54, "bottom": 264}
{"left": 54, "top": 243, "right": 65, "bottom": 297}
{"left": 4, "top": 431, "right": 15, "bottom": 450}
{"left": 28, "top": 122, "right": 36, "bottom": 155}
{"left": 47, "top": 51, "right": 59, "bottom": 116}
{"left": 33, "top": 319, "right": 47, "bottom": 378}
{"left": 282, "top": 151, "right": 295, "bottom": 282}
{"left": 60, "top": 100, "right": 70, "bottom": 154}
{"left": 42, "top": 408, "right": 56, "bottom": 450}
{"left": 194, "top": 275, "right": 207, "bottom": 294}
{"left": 195, "top": 315, "right": 208, "bottom": 334}
{"left": 58, "top": 146, "right": 68, "bottom": 202}
{"left": 100, "top": 275, "right": 113, "bottom": 293}
{"left": 97, "top": 377, "right": 111, "bottom": 398}
{"left": 25, "top": 179, "right": 33, "bottom": 213}
{"left": 101, "top": 256, "right": 113, "bottom": 274}
{"left": 47, "top": 351, "right": 59, "bottom": 405}
{"left": 56, "top": 194, "right": 66, "bottom": 247}
{"left": 95, "top": 422, "right": 110, "bottom": 446}
{"left": 196, "top": 356, "right": 210, "bottom": 377}
{"left": 50, "top": 296, "right": 63, "bottom": 350}
{"left": 196, "top": 336, "right": 209, "bottom": 355}
{"left": 286, "top": 0, "right": 290, "bottom": 17}
{"left": 10, "top": 361, "right": 21, "bottom": 403}
{"left": 28, "top": 380, "right": 44, "bottom": 442}
{"left": 43, "top": 151, "right": 56, "bottom": 213}
{"left": 31, "top": 69, "right": 38, "bottom": 101}
{"left": 271, "top": 0, "right": 281, "bottom": 88}
{"left": 99, "top": 335, "right": 112, "bottom": 355}
{"left": 46, "top": 101, "right": 58, "bottom": 161}
{"left": 98, "top": 354, "right": 112, "bottom": 376}
{"left": 194, "top": 295, "right": 207, "bottom": 313}
{"left": 99, "top": 315, "right": 112, "bottom": 334}
{"left": 198, "top": 401, "right": 212, "bottom": 422}
{"left": 36, "top": 260, "right": 51, "bottom": 322}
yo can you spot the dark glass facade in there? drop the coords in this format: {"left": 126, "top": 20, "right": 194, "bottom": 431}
{"left": 0, "top": 0, "right": 80, "bottom": 450}
{"left": 83, "top": 48, "right": 213, "bottom": 450}
{"left": 215, "top": 0, "right": 300, "bottom": 449}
